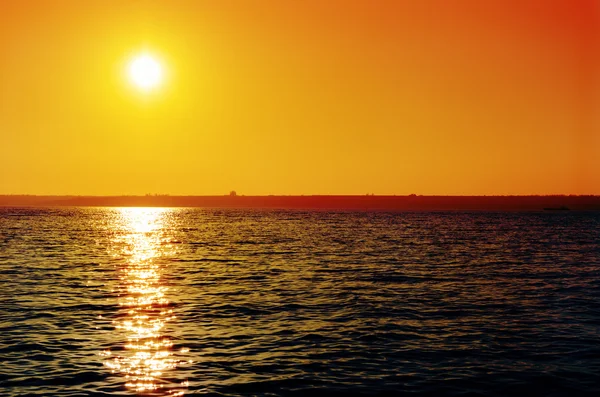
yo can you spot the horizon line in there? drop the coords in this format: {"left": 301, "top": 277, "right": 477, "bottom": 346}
{"left": 2, "top": 194, "right": 599, "bottom": 198}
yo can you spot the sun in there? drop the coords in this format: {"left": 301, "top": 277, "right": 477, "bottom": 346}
{"left": 128, "top": 54, "right": 163, "bottom": 90}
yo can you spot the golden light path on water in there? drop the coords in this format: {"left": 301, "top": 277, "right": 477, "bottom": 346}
{"left": 101, "top": 208, "right": 190, "bottom": 396}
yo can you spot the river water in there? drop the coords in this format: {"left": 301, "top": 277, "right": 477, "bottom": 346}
{"left": 1, "top": 207, "right": 599, "bottom": 396}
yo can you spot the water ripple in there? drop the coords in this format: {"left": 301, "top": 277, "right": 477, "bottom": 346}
{"left": 0, "top": 208, "right": 599, "bottom": 396}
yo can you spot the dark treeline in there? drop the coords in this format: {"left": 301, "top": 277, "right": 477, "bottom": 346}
{"left": 1, "top": 195, "right": 600, "bottom": 210}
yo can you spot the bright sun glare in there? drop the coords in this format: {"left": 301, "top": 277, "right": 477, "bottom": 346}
{"left": 129, "top": 54, "right": 162, "bottom": 90}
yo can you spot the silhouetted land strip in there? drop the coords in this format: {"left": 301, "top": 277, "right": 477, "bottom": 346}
{"left": 2, "top": 195, "right": 600, "bottom": 210}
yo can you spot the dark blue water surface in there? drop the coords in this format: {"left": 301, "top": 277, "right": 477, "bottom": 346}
{"left": 0, "top": 207, "right": 599, "bottom": 396}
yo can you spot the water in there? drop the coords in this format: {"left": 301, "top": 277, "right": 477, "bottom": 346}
{"left": 1, "top": 207, "right": 599, "bottom": 396}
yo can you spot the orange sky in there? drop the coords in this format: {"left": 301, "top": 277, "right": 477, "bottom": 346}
{"left": 1, "top": 0, "right": 598, "bottom": 195}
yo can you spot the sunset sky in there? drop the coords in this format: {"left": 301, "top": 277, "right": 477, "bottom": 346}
{"left": 1, "top": 0, "right": 598, "bottom": 195}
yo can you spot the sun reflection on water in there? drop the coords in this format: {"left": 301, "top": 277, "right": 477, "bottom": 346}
{"left": 101, "top": 208, "right": 189, "bottom": 395}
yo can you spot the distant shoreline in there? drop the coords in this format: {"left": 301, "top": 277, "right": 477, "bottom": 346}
{"left": 2, "top": 195, "right": 600, "bottom": 211}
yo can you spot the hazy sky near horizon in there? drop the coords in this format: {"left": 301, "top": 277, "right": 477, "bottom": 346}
{"left": 1, "top": 0, "right": 599, "bottom": 195}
